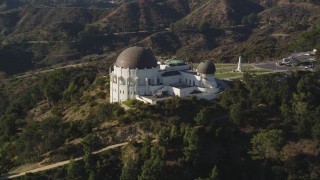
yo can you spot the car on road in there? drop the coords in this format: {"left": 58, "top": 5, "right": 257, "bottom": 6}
{"left": 304, "top": 62, "right": 316, "bottom": 69}
{"left": 309, "top": 57, "right": 316, "bottom": 62}
{"left": 277, "top": 57, "right": 299, "bottom": 66}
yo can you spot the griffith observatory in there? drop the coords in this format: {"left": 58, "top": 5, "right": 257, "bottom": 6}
{"left": 110, "top": 46, "right": 227, "bottom": 104}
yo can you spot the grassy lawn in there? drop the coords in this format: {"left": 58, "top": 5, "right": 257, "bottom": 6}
{"left": 249, "top": 69, "right": 273, "bottom": 73}
{"left": 192, "top": 63, "right": 238, "bottom": 68}
{"left": 215, "top": 67, "right": 236, "bottom": 73}
{"left": 193, "top": 63, "right": 275, "bottom": 79}
{"left": 215, "top": 65, "right": 255, "bottom": 73}
{"left": 214, "top": 68, "right": 274, "bottom": 79}
{"left": 215, "top": 63, "right": 237, "bottom": 68}
{"left": 215, "top": 72, "right": 243, "bottom": 79}
{"left": 192, "top": 63, "right": 251, "bottom": 69}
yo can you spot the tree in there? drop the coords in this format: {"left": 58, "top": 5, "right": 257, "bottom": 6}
{"left": 290, "top": 27, "right": 320, "bottom": 52}
{"left": 67, "top": 159, "right": 85, "bottom": 180}
{"left": 0, "top": 156, "right": 11, "bottom": 174}
{"left": 16, "top": 116, "right": 66, "bottom": 161}
{"left": 198, "top": 21, "right": 210, "bottom": 33}
{"left": 183, "top": 127, "right": 202, "bottom": 166}
{"left": 158, "top": 127, "right": 170, "bottom": 147}
{"left": 139, "top": 145, "right": 165, "bottom": 180}
{"left": 63, "top": 82, "right": 79, "bottom": 102}
{"left": 141, "top": 135, "right": 152, "bottom": 160}
{"left": 139, "top": 158, "right": 164, "bottom": 180}
{"left": 229, "top": 102, "right": 246, "bottom": 125}
{"left": 249, "top": 129, "right": 283, "bottom": 160}
{"left": 210, "top": 165, "right": 220, "bottom": 180}
{"left": 39, "top": 69, "right": 69, "bottom": 107}
{"left": 120, "top": 143, "right": 142, "bottom": 180}
{"left": 163, "top": 96, "right": 181, "bottom": 115}
{"left": 82, "top": 134, "right": 96, "bottom": 173}
{"left": 194, "top": 107, "right": 213, "bottom": 126}
{"left": 120, "top": 156, "right": 140, "bottom": 180}
{"left": 312, "top": 121, "right": 320, "bottom": 144}
{"left": 0, "top": 91, "right": 7, "bottom": 115}
{"left": 241, "top": 13, "right": 259, "bottom": 27}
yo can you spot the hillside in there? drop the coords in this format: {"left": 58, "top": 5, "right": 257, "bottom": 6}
{"left": 0, "top": 0, "right": 319, "bottom": 75}
{"left": 1, "top": 65, "right": 320, "bottom": 179}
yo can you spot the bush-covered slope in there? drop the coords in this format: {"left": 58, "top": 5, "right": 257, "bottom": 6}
{"left": 1, "top": 68, "right": 320, "bottom": 179}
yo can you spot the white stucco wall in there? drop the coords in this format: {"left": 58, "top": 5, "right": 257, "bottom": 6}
{"left": 110, "top": 66, "right": 160, "bottom": 103}
{"left": 110, "top": 61, "right": 221, "bottom": 104}
{"left": 162, "top": 75, "right": 182, "bottom": 85}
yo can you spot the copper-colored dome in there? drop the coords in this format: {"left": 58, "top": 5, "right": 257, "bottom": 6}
{"left": 197, "top": 60, "right": 216, "bottom": 74}
{"left": 115, "top": 46, "right": 157, "bottom": 69}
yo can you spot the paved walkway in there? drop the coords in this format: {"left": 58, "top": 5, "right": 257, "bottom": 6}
{"left": 0, "top": 142, "right": 128, "bottom": 179}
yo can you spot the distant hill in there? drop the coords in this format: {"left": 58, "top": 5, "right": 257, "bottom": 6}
{"left": 0, "top": 0, "right": 319, "bottom": 75}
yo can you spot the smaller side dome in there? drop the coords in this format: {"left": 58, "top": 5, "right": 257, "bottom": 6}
{"left": 197, "top": 60, "right": 216, "bottom": 74}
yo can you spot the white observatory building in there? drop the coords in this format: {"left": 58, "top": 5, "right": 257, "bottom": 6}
{"left": 110, "top": 46, "right": 226, "bottom": 104}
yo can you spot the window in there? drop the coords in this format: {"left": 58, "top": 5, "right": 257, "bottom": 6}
{"left": 119, "top": 77, "right": 125, "bottom": 85}
{"left": 128, "top": 78, "right": 135, "bottom": 86}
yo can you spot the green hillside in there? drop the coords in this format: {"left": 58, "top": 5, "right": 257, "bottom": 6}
{"left": 1, "top": 68, "right": 320, "bottom": 179}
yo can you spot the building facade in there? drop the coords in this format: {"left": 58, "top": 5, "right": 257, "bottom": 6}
{"left": 110, "top": 46, "right": 225, "bottom": 104}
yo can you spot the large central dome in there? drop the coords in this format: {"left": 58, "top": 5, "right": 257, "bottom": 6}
{"left": 115, "top": 46, "right": 157, "bottom": 69}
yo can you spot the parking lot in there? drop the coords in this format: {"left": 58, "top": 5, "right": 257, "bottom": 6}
{"left": 254, "top": 51, "right": 317, "bottom": 71}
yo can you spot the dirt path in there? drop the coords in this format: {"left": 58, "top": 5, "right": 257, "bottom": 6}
{"left": 12, "top": 62, "right": 86, "bottom": 80}
{"left": 0, "top": 142, "right": 128, "bottom": 179}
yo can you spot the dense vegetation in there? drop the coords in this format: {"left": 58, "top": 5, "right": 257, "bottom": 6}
{"left": 1, "top": 67, "right": 320, "bottom": 179}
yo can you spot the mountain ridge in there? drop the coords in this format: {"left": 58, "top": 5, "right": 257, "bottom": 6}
{"left": 0, "top": 0, "right": 319, "bottom": 75}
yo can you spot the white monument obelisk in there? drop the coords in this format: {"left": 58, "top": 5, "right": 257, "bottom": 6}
{"left": 235, "top": 55, "right": 243, "bottom": 72}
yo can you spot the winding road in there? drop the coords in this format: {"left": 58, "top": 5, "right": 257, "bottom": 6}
{"left": 0, "top": 142, "right": 128, "bottom": 179}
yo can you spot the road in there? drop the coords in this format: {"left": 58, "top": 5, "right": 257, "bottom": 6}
{"left": 0, "top": 142, "right": 128, "bottom": 179}
{"left": 253, "top": 52, "right": 314, "bottom": 71}
{"left": 253, "top": 62, "right": 296, "bottom": 71}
